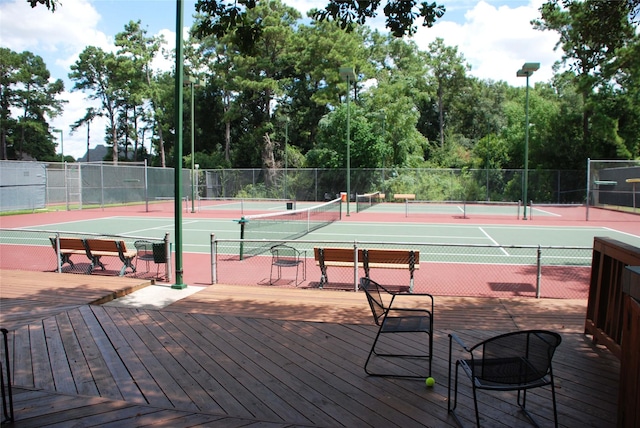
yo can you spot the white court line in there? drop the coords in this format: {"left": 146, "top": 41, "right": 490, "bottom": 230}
{"left": 479, "top": 227, "right": 509, "bottom": 256}
{"left": 531, "top": 207, "right": 562, "bottom": 217}
{"left": 603, "top": 227, "right": 640, "bottom": 240}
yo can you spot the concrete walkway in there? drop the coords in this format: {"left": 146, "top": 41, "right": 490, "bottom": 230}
{"left": 102, "top": 283, "right": 205, "bottom": 309}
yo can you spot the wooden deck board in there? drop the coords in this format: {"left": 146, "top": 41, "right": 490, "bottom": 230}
{"left": 0, "top": 270, "right": 620, "bottom": 427}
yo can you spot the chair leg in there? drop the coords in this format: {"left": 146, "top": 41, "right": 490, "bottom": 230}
{"left": 448, "top": 361, "right": 465, "bottom": 427}
{"left": 472, "top": 384, "right": 481, "bottom": 428}
{"left": 365, "top": 328, "right": 432, "bottom": 378}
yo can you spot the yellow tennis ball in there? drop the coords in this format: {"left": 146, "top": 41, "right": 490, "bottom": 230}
{"left": 425, "top": 377, "right": 435, "bottom": 387}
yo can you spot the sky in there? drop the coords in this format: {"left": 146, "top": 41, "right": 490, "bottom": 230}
{"left": 0, "top": 0, "right": 563, "bottom": 159}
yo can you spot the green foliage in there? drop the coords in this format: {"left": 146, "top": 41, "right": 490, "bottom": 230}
{"left": 310, "top": 104, "right": 386, "bottom": 169}
{"left": 0, "top": 47, "right": 64, "bottom": 160}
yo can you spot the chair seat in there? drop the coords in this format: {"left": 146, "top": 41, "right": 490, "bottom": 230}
{"left": 381, "top": 315, "right": 431, "bottom": 333}
{"left": 273, "top": 260, "right": 300, "bottom": 267}
{"left": 460, "top": 357, "right": 549, "bottom": 388}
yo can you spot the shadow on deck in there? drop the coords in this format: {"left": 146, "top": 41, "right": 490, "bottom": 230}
{"left": 0, "top": 270, "right": 619, "bottom": 427}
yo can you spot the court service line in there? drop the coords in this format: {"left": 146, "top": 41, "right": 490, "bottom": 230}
{"left": 531, "top": 207, "right": 562, "bottom": 217}
{"left": 602, "top": 227, "right": 640, "bottom": 240}
{"left": 479, "top": 227, "right": 509, "bottom": 256}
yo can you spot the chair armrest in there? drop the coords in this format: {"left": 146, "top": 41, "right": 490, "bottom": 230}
{"left": 449, "top": 333, "right": 471, "bottom": 352}
{"left": 388, "top": 293, "right": 434, "bottom": 312}
{"left": 386, "top": 307, "right": 432, "bottom": 318}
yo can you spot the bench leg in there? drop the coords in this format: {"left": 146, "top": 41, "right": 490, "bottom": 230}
{"left": 89, "top": 256, "right": 106, "bottom": 274}
{"left": 319, "top": 266, "right": 328, "bottom": 288}
{"left": 61, "top": 254, "right": 74, "bottom": 268}
{"left": 119, "top": 258, "right": 136, "bottom": 276}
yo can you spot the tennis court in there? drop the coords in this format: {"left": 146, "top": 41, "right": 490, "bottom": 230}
{"left": 1, "top": 200, "right": 639, "bottom": 299}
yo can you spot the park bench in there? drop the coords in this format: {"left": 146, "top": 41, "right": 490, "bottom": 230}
{"left": 50, "top": 237, "right": 136, "bottom": 276}
{"left": 313, "top": 247, "right": 420, "bottom": 291}
{"left": 393, "top": 193, "right": 415, "bottom": 201}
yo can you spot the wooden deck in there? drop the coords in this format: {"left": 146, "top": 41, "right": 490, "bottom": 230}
{"left": 0, "top": 270, "right": 620, "bottom": 427}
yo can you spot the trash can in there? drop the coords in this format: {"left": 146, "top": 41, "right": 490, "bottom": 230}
{"left": 286, "top": 202, "right": 294, "bottom": 210}
{"left": 340, "top": 192, "right": 347, "bottom": 202}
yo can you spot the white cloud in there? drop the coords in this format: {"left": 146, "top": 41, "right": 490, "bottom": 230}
{"left": 412, "top": 0, "right": 563, "bottom": 86}
{"left": 1, "top": 0, "right": 112, "bottom": 62}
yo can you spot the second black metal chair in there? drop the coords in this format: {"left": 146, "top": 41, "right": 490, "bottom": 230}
{"left": 448, "top": 329, "right": 562, "bottom": 427}
{"left": 360, "top": 277, "right": 433, "bottom": 378}
{"left": 269, "top": 244, "right": 306, "bottom": 286}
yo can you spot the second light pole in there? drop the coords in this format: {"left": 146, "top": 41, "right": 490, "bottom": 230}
{"left": 339, "top": 66, "right": 356, "bottom": 216}
{"left": 516, "top": 62, "right": 539, "bottom": 220}
{"left": 187, "top": 75, "right": 202, "bottom": 213}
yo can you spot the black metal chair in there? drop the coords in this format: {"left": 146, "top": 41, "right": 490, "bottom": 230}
{"left": 360, "top": 277, "right": 433, "bottom": 378}
{"left": 448, "top": 329, "right": 562, "bottom": 428}
{"left": 269, "top": 244, "right": 306, "bottom": 286}
{"left": 134, "top": 240, "right": 167, "bottom": 280}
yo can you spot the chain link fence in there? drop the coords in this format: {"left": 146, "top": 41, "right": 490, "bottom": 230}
{"left": 1, "top": 229, "right": 591, "bottom": 299}
{"left": 0, "top": 229, "right": 169, "bottom": 281}
{"left": 209, "top": 238, "right": 592, "bottom": 299}
{"left": 1, "top": 160, "right": 590, "bottom": 213}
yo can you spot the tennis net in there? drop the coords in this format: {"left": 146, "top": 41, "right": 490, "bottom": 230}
{"left": 356, "top": 191, "right": 383, "bottom": 212}
{"left": 238, "top": 198, "right": 342, "bottom": 257}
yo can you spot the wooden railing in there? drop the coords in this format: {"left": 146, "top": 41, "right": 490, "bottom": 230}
{"left": 585, "top": 237, "right": 640, "bottom": 357}
{"left": 585, "top": 237, "right": 640, "bottom": 428}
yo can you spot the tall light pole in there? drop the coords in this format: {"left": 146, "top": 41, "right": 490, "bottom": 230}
{"left": 53, "top": 128, "right": 63, "bottom": 163}
{"left": 186, "top": 75, "right": 201, "bottom": 213}
{"left": 53, "top": 128, "right": 68, "bottom": 210}
{"left": 517, "top": 62, "right": 539, "bottom": 220}
{"left": 283, "top": 117, "right": 289, "bottom": 199}
{"left": 339, "top": 66, "right": 356, "bottom": 216}
{"left": 173, "top": 0, "right": 186, "bottom": 289}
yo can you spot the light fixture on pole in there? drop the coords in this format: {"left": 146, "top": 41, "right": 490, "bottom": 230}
{"left": 339, "top": 66, "right": 356, "bottom": 216}
{"left": 186, "top": 75, "right": 202, "bottom": 213}
{"left": 516, "top": 62, "right": 539, "bottom": 220}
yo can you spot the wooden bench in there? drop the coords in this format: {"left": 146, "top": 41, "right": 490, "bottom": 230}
{"left": 313, "top": 247, "right": 419, "bottom": 291}
{"left": 394, "top": 193, "right": 415, "bottom": 201}
{"left": 50, "top": 237, "right": 136, "bottom": 276}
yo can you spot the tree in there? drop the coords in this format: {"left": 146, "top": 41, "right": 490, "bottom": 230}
{"left": 69, "top": 46, "right": 124, "bottom": 164}
{"left": 115, "top": 21, "right": 166, "bottom": 163}
{"left": 425, "top": 38, "right": 470, "bottom": 148}
{"left": 70, "top": 108, "right": 100, "bottom": 162}
{"left": 195, "top": 0, "right": 445, "bottom": 40}
{"left": 0, "top": 48, "right": 64, "bottom": 160}
{"left": 308, "top": 103, "right": 386, "bottom": 169}
{"left": 533, "top": 0, "right": 636, "bottom": 157}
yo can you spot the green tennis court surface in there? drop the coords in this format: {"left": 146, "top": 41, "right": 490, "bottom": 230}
{"left": 16, "top": 215, "right": 640, "bottom": 255}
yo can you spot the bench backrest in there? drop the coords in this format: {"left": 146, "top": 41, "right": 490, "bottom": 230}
{"left": 57, "top": 237, "right": 86, "bottom": 251}
{"left": 365, "top": 249, "right": 419, "bottom": 266}
{"left": 85, "top": 239, "right": 120, "bottom": 253}
{"left": 314, "top": 247, "right": 364, "bottom": 263}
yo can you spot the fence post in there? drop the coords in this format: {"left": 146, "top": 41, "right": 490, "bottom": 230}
{"left": 211, "top": 233, "right": 217, "bottom": 284}
{"left": 55, "top": 232, "right": 62, "bottom": 273}
{"left": 536, "top": 245, "right": 542, "bottom": 298}
{"left": 353, "top": 242, "right": 359, "bottom": 292}
{"left": 164, "top": 232, "right": 172, "bottom": 283}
